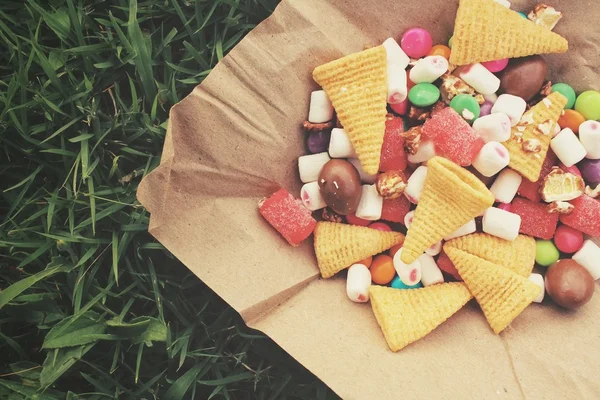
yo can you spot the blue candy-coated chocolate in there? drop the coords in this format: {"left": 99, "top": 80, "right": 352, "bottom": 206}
{"left": 391, "top": 275, "right": 422, "bottom": 289}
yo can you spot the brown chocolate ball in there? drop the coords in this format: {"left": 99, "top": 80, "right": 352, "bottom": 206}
{"left": 545, "top": 259, "right": 595, "bottom": 310}
{"left": 318, "top": 159, "right": 362, "bottom": 215}
{"left": 498, "top": 55, "right": 547, "bottom": 101}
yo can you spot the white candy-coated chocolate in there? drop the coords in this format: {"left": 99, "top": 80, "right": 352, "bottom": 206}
{"left": 355, "top": 184, "right": 383, "bottom": 221}
{"left": 482, "top": 207, "right": 521, "bottom": 241}
{"left": 425, "top": 241, "right": 442, "bottom": 256}
{"left": 491, "top": 94, "right": 527, "bottom": 126}
{"left": 407, "top": 140, "right": 437, "bottom": 164}
{"left": 308, "top": 90, "right": 333, "bottom": 123}
{"left": 404, "top": 210, "right": 415, "bottom": 229}
{"left": 472, "top": 141, "right": 510, "bottom": 177}
{"left": 572, "top": 240, "right": 600, "bottom": 280}
{"left": 409, "top": 56, "right": 448, "bottom": 84}
{"left": 298, "top": 152, "right": 331, "bottom": 183}
{"left": 551, "top": 128, "right": 587, "bottom": 167}
{"left": 382, "top": 38, "right": 410, "bottom": 70}
{"left": 348, "top": 158, "right": 377, "bottom": 184}
{"left": 405, "top": 165, "right": 428, "bottom": 203}
{"left": 300, "top": 181, "right": 326, "bottom": 211}
{"left": 458, "top": 63, "right": 501, "bottom": 95}
{"left": 346, "top": 264, "right": 372, "bottom": 303}
{"left": 444, "top": 219, "right": 476, "bottom": 241}
{"left": 473, "top": 113, "right": 512, "bottom": 143}
{"left": 418, "top": 254, "right": 444, "bottom": 286}
{"left": 328, "top": 128, "right": 356, "bottom": 158}
{"left": 528, "top": 273, "right": 545, "bottom": 303}
{"left": 579, "top": 120, "right": 600, "bottom": 159}
{"left": 393, "top": 248, "right": 422, "bottom": 286}
{"left": 490, "top": 168, "right": 522, "bottom": 203}
{"left": 387, "top": 64, "right": 408, "bottom": 104}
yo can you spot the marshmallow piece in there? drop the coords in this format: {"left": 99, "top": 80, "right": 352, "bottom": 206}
{"left": 444, "top": 219, "right": 477, "bottom": 241}
{"left": 409, "top": 56, "right": 449, "bottom": 84}
{"left": 328, "top": 128, "right": 357, "bottom": 158}
{"left": 491, "top": 94, "right": 527, "bottom": 126}
{"left": 579, "top": 120, "right": 600, "bottom": 159}
{"left": 346, "top": 264, "right": 372, "bottom": 302}
{"left": 355, "top": 184, "right": 383, "bottom": 221}
{"left": 472, "top": 141, "right": 510, "bottom": 177}
{"left": 382, "top": 38, "right": 410, "bottom": 70}
{"left": 392, "top": 248, "right": 422, "bottom": 286}
{"left": 407, "top": 140, "right": 437, "bottom": 164}
{"left": 490, "top": 168, "right": 522, "bottom": 203}
{"left": 300, "top": 181, "right": 326, "bottom": 211}
{"left": 494, "top": 0, "right": 511, "bottom": 7}
{"left": 472, "top": 113, "right": 512, "bottom": 142}
{"left": 551, "top": 128, "right": 587, "bottom": 167}
{"left": 482, "top": 207, "right": 521, "bottom": 241}
{"left": 572, "top": 240, "right": 600, "bottom": 280}
{"left": 404, "top": 210, "right": 415, "bottom": 229}
{"left": 387, "top": 64, "right": 408, "bottom": 104}
{"left": 404, "top": 165, "right": 428, "bottom": 203}
{"left": 418, "top": 254, "right": 444, "bottom": 286}
{"left": 484, "top": 93, "right": 498, "bottom": 104}
{"left": 528, "top": 273, "right": 545, "bottom": 303}
{"left": 425, "top": 241, "right": 442, "bottom": 256}
{"left": 458, "top": 63, "right": 501, "bottom": 95}
{"left": 308, "top": 90, "right": 334, "bottom": 123}
{"left": 552, "top": 121, "right": 561, "bottom": 137}
{"left": 298, "top": 152, "right": 331, "bottom": 183}
{"left": 349, "top": 158, "right": 377, "bottom": 184}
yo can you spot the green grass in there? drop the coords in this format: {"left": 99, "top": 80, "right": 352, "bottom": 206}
{"left": 0, "top": 1, "right": 336, "bottom": 398}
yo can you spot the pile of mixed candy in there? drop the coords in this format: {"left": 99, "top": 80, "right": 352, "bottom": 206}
{"left": 258, "top": 0, "right": 600, "bottom": 352}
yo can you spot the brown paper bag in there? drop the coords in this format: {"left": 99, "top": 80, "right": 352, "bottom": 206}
{"left": 137, "top": 0, "right": 600, "bottom": 398}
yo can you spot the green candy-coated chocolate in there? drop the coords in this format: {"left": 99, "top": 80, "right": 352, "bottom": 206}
{"left": 449, "top": 94, "right": 480, "bottom": 123}
{"left": 408, "top": 83, "right": 440, "bottom": 107}
{"left": 448, "top": 35, "right": 454, "bottom": 49}
{"left": 551, "top": 83, "right": 577, "bottom": 109}
{"left": 574, "top": 90, "right": 600, "bottom": 120}
{"left": 536, "top": 240, "right": 560, "bottom": 267}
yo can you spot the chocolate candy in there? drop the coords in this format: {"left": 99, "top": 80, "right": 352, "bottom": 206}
{"left": 545, "top": 259, "right": 595, "bottom": 309}
{"left": 579, "top": 158, "right": 600, "bottom": 186}
{"left": 498, "top": 55, "right": 547, "bottom": 101}
{"left": 306, "top": 130, "right": 331, "bottom": 154}
{"left": 318, "top": 159, "right": 362, "bottom": 215}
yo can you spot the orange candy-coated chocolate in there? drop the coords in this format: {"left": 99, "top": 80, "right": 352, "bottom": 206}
{"left": 558, "top": 109, "right": 586, "bottom": 133}
{"left": 389, "top": 244, "right": 403, "bottom": 258}
{"left": 359, "top": 256, "right": 373, "bottom": 268}
{"left": 370, "top": 254, "right": 396, "bottom": 284}
{"left": 429, "top": 45, "right": 452, "bottom": 60}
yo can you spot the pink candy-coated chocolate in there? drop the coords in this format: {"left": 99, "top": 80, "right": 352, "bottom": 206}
{"left": 400, "top": 28, "right": 433, "bottom": 58}
{"left": 380, "top": 116, "right": 407, "bottom": 171}
{"left": 497, "top": 202, "right": 512, "bottom": 212}
{"left": 511, "top": 197, "right": 558, "bottom": 240}
{"left": 368, "top": 222, "right": 392, "bottom": 231}
{"left": 480, "top": 101, "right": 494, "bottom": 117}
{"left": 381, "top": 196, "right": 411, "bottom": 223}
{"left": 259, "top": 188, "right": 317, "bottom": 246}
{"left": 517, "top": 149, "right": 558, "bottom": 202}
{"left": 559, "top": 163, "right": 582, "bottom": 177}
{"left": 560, "top": 195, "right": 600, "bottom": 237}
{"left": 553, "top": 225, "right": 584, "bottom": 254}
{"left": 481, "top": 58, "right": 509, "bottom": 73}
{"left": 346, "top": 213, "right": 372, "bottom": 226}
{"left": 437, "top": 250, "right": 462, "bottom": 281}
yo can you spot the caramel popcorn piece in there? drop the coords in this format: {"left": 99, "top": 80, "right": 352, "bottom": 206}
{"left": 376, "top": 170, "right": 407, "bottom": 200}
{"left": 547, "top": 201, "right": 575, "bottom": 215}
{"left": 528, "top": 3, "right": 562, "bottom": 31}
{"left": 539, "top": 167, "right": 585, "bottom": 202}
{"left": 303, "top": 120, "right": 334, "bottom": 132}
{"left": 585, "top": 185, "right": 600, "bottom": 199}
{"left": 440, "top": 73, "right": 477, "bottom": 104}
{"left": 401, "top": 126, "right": 422, "bottom": 155}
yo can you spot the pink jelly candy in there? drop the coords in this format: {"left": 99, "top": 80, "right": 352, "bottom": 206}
{"left": 258, "top": 188, "right": 317, "bottom": 246}
{"left": 510, "top": 197, "right": 558, "bottom": 240}
{"left": 437, "top": 250, "right": 462, "bottom": 281}
{"left": 518, "top": 149, "right": 558, "bottom": 202}
{"left": 422, "top": 107, "right": 484, "bottom": 166}
{"left": 560, "top": 195, "right": 600, "bottom": 237}
{"left": 380, "top": 116, "right": 407, "bottom": 172}
{"left": 381, "top": 196, "right": 411, "bottom": 223}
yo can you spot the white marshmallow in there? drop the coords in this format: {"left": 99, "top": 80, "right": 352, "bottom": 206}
{"left": 572, "top": 240, "right": 600, "bottom": 280}
{"left": 308, "top": 90, "right": 333, "bottom": 123}
{"left": 472, "top": 113, "right": 512, "bottom": 142}
{"left": 491, "top": 94, "right": 527, "bottom": 126}
{"left": 579, "top": 120, "right": 600, "bottom": 159}
{"left": 484, "top": 93, "right": 498, "bottom": 104}
{"left": 472, "top": 141, "right": 510, "bottom": 177}
{"left": 494, "top": 0, "right": 511, "bottom": 7}
{"left": 528, "top": 273, "right": 545, "bottom": 303}
{"left": 409, "top": 56, "right": 449, "bottom": 84}
{"left": 328, "top": 128, "right": 356, "bottom": 158}
{"left": 407, "top": 140, "right": 437, "bottom": 164}
{"left": 490, "top": 168, "right": 522, "bottom": 203}
{"left": 404, "top": 210, "right": 415, "bottom": 228}
{"left": 298, "top": 152, "right": 331, "bottom": 183}
{"left": 458, "top": 63, "right": 501, "bottom": 95}
{"left": 551, "top": 128, "right": 587, "bottom": 167}
{"left": 418, "top": 254, "right": 444, "bottom": 286}
{"left": 404, "top": 165, "right": 428, "bottom": 203}
{"left": 393, "top": 248, "right": 422, "bottom": 286}
{"left": 444, "top": 219, "right": 477, "bottom": 241}
{"left": 382, "top": 38, "right": 410, "bottom": 70}
{"left": 482, "top": 207, "right": 521, "bottom": 241}
{"left": 425, "top": 241, "right": 442, "bottom": 256}
{"left": 300, "top": 181, "right": 326, "bottom": 211}
{"left": 348, "top": 158, "right": 377, "bottom": 184}
{"left": 355, "top": 184, "right": 383, "bottom": 221}
{"left": 346, "top": 264, "right": 372, "bottom": 303}
{"left": 387, "top": 64, "right": 408, "bottom": 104}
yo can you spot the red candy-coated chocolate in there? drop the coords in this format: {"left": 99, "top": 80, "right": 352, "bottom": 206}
{"left": 346, "top": 213, "right": 372, "bottom": 226}
{"left": 517, "top": 149, "right": 558, "bottom": 202}
{"left": 510, "top": 197, "right": 558, "bottom": 240}
{"left": 553, "top": 225, "right": 584, "bottom": 254}
{"left": 259, "top": 188, "right": 317, "bottom": 246}
{"left": 390, "top": 99, "right": 408, "bottom": 115}
{"left": 422, "top": 107, "right": 484, "bottom": 166}
{"left": 368, "top": 222, "right": 392, "bottom": 231}
{"left": 560, "top": 195, "right": 600, "bottom": 237}
{"left": 437, "top": 250, "right": 462, "bottom": 281}
{"left": 497, "top": 203, "right": 512, "bottom": 212}
{"left": 559, "top": 162, "right": 582, "bottom": 177}
{"left": 380, "top": 116, "right": 407, "bottom": 172}
{"left": 381, "top": 196, "right": 411, "bottom": 223}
